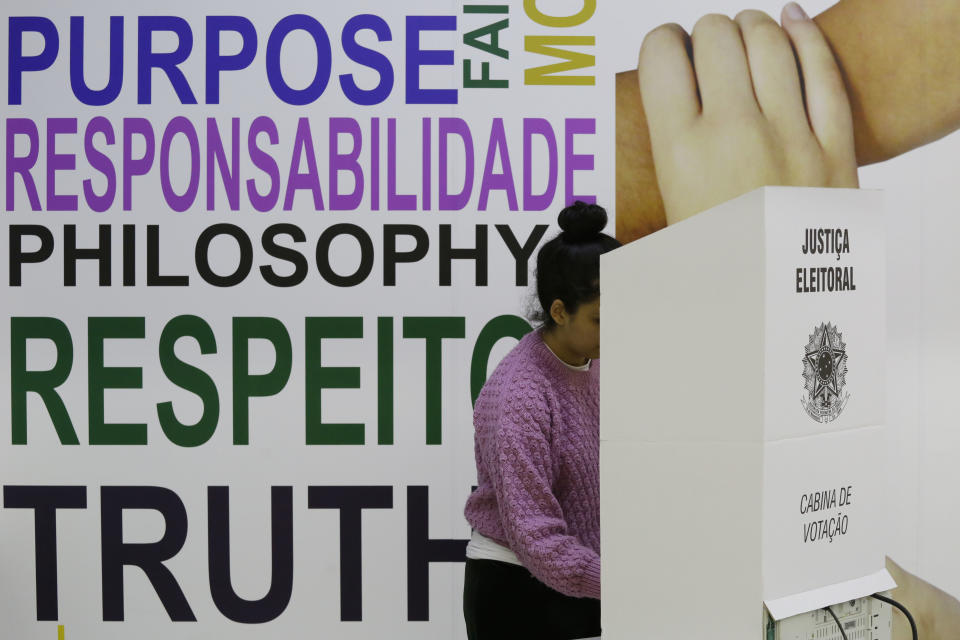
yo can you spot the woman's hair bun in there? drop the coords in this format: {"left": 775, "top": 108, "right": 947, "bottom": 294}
{"left": 558, "top": 200, "right": 608, "bottom": 242}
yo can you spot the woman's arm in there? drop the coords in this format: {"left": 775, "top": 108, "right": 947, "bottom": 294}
{"left": 818, "top": 0, "right": 960, "bottom": 165}
{"left": 616, "top": 70, "right": 663, "bottom": 242}
{"left": 483, "top": 387, "right": 601, "bottom": 599}
{"left": 616, "top": 0, "right": 960, "bottom": 242}
{"left": 887, "top": 556, "right": 960, "bottom": 640}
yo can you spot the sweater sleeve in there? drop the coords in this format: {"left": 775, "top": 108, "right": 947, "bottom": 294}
{"left": 486, "top": 386, "right": 601, "bottom": 599}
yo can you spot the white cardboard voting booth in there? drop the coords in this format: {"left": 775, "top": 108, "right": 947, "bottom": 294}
{"left": 599, "top": 187, "right": 894, "bottom": 638}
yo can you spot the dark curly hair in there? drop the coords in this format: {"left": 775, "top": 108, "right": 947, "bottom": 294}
{"left": 533, "top": 201, "right": 621, "bottom": 328}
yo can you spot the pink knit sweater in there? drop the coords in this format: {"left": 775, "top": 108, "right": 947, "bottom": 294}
{"left": 464, "top": 328, "right": 601, "bottom": 599}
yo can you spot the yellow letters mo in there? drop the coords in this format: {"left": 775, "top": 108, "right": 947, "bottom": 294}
{"left": 523, "top": 0, "right": 596, "bottom": 27}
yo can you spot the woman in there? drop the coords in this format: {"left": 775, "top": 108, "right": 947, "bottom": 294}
{"left": 462, "top": 200, "right": 620, "bottom": 640}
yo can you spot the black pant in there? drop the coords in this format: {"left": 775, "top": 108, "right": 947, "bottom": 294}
{"left": 463, "top": 558, "right": 601, "bottom": 640}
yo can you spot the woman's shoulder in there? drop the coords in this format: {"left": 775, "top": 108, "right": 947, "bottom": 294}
{"left": 487, "top": 329, "right": 553, "bottom": 385}
{"left": 477, "top": 330, "right": 553, "bottom": 406}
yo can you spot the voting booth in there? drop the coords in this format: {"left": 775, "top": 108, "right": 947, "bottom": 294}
{"left": 599, "top": 187, "right": 894, "bottom": 638}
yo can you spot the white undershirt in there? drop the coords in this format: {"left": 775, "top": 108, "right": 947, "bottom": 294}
{"left": 543, "top": 341, "right": 591, "bottom": 371}
{"left": 466, "top": 529, "right": 523, "bottom": 565}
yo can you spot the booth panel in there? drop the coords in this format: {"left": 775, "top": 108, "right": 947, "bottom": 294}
{"left": 760, "top": 425, "right": 889, "bottom": 606}
{"left": 600, "top": 440, "right": 763, "bottom": 639}
{"left": 600, "top": 190, "right": 765, "bottom": 444}
{"left": 762, "top": 188, "right": 885, "bottom": 442}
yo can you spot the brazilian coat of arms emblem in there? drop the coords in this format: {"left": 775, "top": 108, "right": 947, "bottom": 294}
{"left": 802, "top": 322, "right": 849, "bottom": 423}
